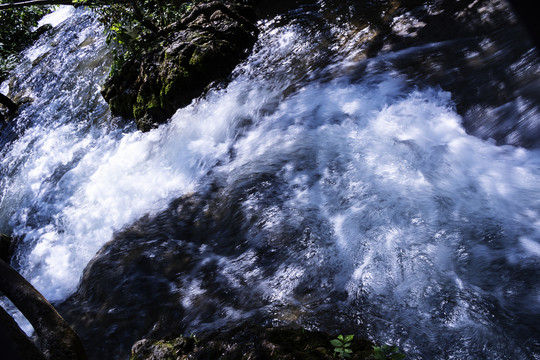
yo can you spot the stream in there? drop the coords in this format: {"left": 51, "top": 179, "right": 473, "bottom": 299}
{"left": 1, "top": 1, "right": 540, "bottom": 359}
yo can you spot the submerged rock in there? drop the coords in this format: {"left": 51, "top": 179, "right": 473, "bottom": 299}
{"left": 101, "top": 1, "right": 259, "bottom": 132}
{"left": 58, "top": 184, "right": 354, "bottom": 360}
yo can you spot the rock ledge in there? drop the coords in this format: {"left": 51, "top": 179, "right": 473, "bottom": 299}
{"left": 101, "top": 1, "right": 258, "bottom": 131}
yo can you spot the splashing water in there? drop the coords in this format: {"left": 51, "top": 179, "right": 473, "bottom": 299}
{"left": 1, "top": 2, "right": 540, "bottom": 359}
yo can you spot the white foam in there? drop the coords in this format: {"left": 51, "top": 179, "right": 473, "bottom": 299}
{"left": 10, "top": 94, "right": 246, "bottom": 299}
{"left": 520, "top": 237, "right": 540, "bottom": 256}
{"left": 217, "top": 70, "right": 540, "bottom": 345}
{"left": 37, "top": 6, "right": 75, "bottom": 28}
{"left": 2, "top": 14, "right": 539, "bottom": 357}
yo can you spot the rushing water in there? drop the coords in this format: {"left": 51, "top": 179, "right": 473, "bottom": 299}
{"left": 1, "top": 1, "right": 540, "bottom": 359}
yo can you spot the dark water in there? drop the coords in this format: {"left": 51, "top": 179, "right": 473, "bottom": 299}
{"left": 1, "top": 1, "right": 540, "bottom": 359}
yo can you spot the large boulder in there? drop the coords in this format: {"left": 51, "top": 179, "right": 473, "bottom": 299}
{"left": 101, "top": 1, "right": 259, "bottom": 132}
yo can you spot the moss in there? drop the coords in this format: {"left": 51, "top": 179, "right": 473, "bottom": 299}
{"left": 133, "top": 96, "right": 147, "bottom": 119}
{"left": 132, "top": 104, "right": 144, "bottom": 120}
{"left": 131, "top": 336, "right": 196, "bottom": 360}
{"left": 146, "top": 95, "right": 161, "bottom": 110}
{"left": 133, "top": 83, "right": 162, "bottom": 119}
{"left": 100, "top": 0, "right": 259, "bottom": 131}
{"left": 131, "top": 326, "right": 375, "bottom": 360}
{"left": 153, "top": 340, "right": 177, "bottom": 360}
{"left": 160, "top": 66, "right": 190, "bottom": 101}
{"left": 188, "top": 51, "right": 204, "bottom": 70}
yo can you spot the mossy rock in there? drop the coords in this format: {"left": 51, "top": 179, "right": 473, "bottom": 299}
{"left": 101, "top": 1, "right": 259, "bottom": 132}
{"left": 130, "top": 325, "right": 375, "bottom": 360}
{"left": 131, "top": 337, "right": 196, "bottom": 360}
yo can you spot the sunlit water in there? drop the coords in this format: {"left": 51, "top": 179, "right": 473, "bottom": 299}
{"left": 1, "top": 2, "right": 539, "bottom": 359}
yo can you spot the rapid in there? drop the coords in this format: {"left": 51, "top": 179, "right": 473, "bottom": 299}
{"left": 1, "top": 1, "right": 539, "bottom": 359}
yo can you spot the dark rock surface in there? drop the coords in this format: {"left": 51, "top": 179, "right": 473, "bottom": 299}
{"left": 58, "top": 184, "right": 352, "bottom": 360}
{"left": 58, "top": 192, "right": 254, "bottom": 360}
{"left": 130, "top": 326, "right": 374, "bottom": 360}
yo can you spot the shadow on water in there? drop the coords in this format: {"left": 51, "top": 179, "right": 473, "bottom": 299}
{"left": 255, "top": 0, "right": 540, "bottom": 148}
{"left": 336, "top": 0, "right": 540, "bottom": 148}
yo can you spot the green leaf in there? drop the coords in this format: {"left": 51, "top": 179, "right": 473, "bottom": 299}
{"left": 392, "top": 353, "right": 406, "bottom": 360}
{"left": 330, "top": 339, "right": 343, "bottom": 347}
{"left": 344, "top": 335, "right": 354, "bottom": 342}
{"left": 344, "top": 348, "right": 353, "bottom": 353}
{"left": 338, "top": 335, "right": 344, "bottom": 341}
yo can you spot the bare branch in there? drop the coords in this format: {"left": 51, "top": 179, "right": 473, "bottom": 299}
{"left": 0, "top": 0, "right": 76, "bottom": 10}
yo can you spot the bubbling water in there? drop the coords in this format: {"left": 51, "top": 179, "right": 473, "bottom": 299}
{"left": 1, "top": 3, "right": 539, "bottom": 359}
{"left": 215, "top": 74, "right": 540, "bottom": 358}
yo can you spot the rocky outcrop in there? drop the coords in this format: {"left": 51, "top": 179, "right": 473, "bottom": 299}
{"left": 0, "top": 93, "right": 18, "bottom": 114}
{"left": 101, "top": 1, "right": 259, "bottom": 132}
{"left": 130, "top": 325, "right": 374, "bottom": 360}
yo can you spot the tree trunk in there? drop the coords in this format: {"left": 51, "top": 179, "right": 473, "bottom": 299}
{"left": 0, "top": 93, "right": 18, "bottom": 114}
{"left": 0, "top": 306, "right": 46, "bottom": 360}
{"left": 0, "top": 233, "right": 13, "bottom": 263}
{"left": 0, "top": 259, "right": 87, "bottom": 360}
{"left": 0, "top": 0, "right": 75, "bottom": 10}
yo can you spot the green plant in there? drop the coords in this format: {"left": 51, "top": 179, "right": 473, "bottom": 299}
{"left": 372, "top": 344, "right": 406, "bottom": 360}
{"left": 0, "top": 1, "right": 53, "bottom": 81}
{"left": 189, "top": 332, "right": 201, "bottom": 346}
{"left": 330, "top": 334, "right": 354, "bottom": 359}
{"left": 87, "top": 0, "right": 210, "bottom": 80}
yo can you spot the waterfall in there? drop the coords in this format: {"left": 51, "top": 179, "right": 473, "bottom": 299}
{"left": 1, "top": 2, "right": 540, "bottom": 359}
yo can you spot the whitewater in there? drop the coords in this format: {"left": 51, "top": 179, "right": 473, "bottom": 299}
{"left": 1, "top": 3, "right": 539, "bottom": 359}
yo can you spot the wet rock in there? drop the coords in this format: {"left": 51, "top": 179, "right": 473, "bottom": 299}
{"left": 101, "top": 1, "right": 259, "bottom": 132}
{"left": 57, "top": 192, "right": 249, "bottom": 360}
{"left": 131, "top": 336, "right": 196, "bottom": 360}
{"left": 58, "top": 181, "right": 348, "bottom": 360}
{"left": 130, "top": 325, "right": 374, "bottom": 360}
